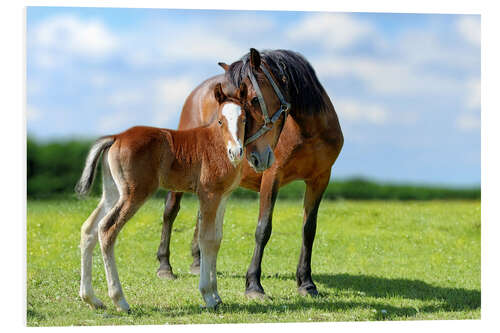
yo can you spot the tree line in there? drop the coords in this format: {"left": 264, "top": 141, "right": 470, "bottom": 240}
{"left": 27, "top": 138, "right": 480, "bottom": 200}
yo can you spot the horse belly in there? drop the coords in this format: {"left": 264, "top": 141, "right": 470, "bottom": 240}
{"left": 160, "top": 166, "right": 198, "bottom": 193}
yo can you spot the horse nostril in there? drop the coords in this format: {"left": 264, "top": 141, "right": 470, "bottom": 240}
{"left": 250, "top": 153, "right": 259, "bottom": 167}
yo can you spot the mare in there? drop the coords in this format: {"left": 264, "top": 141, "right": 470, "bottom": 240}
{"left": 156, "top": 48, "right": 344, "bottom": 298}
{"left": 75, "top": 81, "right": 278, "bottom": 311}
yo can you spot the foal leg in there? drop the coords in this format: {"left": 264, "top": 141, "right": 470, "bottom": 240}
{"left": 98, "top": 195, "right": 144, "bottom": 312}
{"left": 198, "top": 194, "right": 226, "bottom": 308}
{"left": 245, "top": 172, "right": 281, "bottom": 298}
{"left": 80, "top": 200, "right": 106, "bottom": 309}
{"left": 296, "top": 171, "right": 330, "bottom": 296}
{"left": 157, "top": 191, "right": 184, "bottom": 279}
{"left": 80, "top": 151, "right": 119, "bottom": 309}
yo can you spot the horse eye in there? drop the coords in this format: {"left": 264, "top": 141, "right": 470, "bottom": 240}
{"left": 218, "top": 119, "right": 223, "bottom": 126}
{"left": 251, "top": 97, "right": 259, "bottom": 105}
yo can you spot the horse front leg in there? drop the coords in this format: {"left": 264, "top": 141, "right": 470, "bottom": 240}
{"left": 296, "top": 171, "right": 330, "bottom": 296}
{"left": 157, "top": 191, "right": 183, "bottom": 279}
{"left": 245, "top": 172, "right": 281, "bottom": 298}
{"left": 198, "top": 194, "right": 227, "bottom": 309}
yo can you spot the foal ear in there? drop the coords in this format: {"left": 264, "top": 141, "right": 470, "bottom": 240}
{"left": 218, "top": 62, "right": 229, "bottom": 72}
{"left": 239, "top": 82, "right": 247, "bottom": 100}
{"left": 214, "top": 83, "right": 226, "bottom": 104}
{"left": 249, "top": 48, "right": 261, "bottom": 69}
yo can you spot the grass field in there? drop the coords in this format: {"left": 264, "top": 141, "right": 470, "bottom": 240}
{"left": 27, "top": 197, "right": 480, "bottom": 326}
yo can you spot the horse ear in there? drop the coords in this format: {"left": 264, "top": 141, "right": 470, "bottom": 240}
{"left": 249, "top": 48, "right": 261, "bottom": 69}
{"left": 214, "top": 83, "right": 226, "bottom": 104}
{"left": 239, "top": 82, "right": 247, "bottom": 100}
{"left": 218, "top": 62, "right": 229, "bottom": 72}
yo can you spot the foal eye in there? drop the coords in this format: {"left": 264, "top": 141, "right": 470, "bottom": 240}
{"left": 218, "top": 119, "right": 223, "bottom": 126}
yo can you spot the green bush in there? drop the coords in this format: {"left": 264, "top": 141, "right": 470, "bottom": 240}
{"left": 26, "top": 137, "right": 480, "bottom": 200}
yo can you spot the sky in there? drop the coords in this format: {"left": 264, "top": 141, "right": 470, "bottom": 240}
{"left": 26, "top": 7, "right": 481, "bottom": 186}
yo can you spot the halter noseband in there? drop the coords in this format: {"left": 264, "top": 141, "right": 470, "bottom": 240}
{"left": 244, "top": 63, "right": 291, "bottom": 146}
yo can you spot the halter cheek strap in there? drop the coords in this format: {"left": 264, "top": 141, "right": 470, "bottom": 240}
{"left": 244, "top": 64, "right": 291, "bottom": 146}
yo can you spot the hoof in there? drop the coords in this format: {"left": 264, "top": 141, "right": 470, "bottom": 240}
{"left": 114, "top": 298, "right": 130, "bottom": 313}
{"left": 298, "top": 285, "right": 319, "bottom": 297}
{"left": 157, "top": 268, "right": 177, "bottom": 280}
{"left": 189, "top": 264, "right": 200, "bottom": 275}
{"left": 200, "top": 303, "right": 220, "bottom": 311}
{"left": 81, "top": 293, "right": 106, "bottom": 310}
{"left": 245, "top": 290, "right": 268, "bottom": 300}
{"left": 92, "top": 299, "right": 106, "bottom": 310}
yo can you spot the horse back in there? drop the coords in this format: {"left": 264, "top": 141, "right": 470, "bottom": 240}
{"left": 178, "top": 75, "right": 224, "bottom": 130}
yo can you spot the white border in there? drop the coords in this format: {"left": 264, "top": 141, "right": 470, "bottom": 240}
{"left": 3, "top": 0, "right": 499, "bottom": 332}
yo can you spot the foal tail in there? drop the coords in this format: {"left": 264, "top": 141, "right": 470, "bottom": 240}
{"left": 75, "top": 136, "right": 115, "bottom": 197}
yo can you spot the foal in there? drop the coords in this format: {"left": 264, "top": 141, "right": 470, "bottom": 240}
{"left": 76, "top": 83, "right": 248, "bottom": 311}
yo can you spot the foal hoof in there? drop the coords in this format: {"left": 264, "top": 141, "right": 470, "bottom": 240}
{"left": 81, "top": 294, "right": 106, "bottom": 310}
{"left": 298, "top": 285, "right": 319, "bottom": 297}
{"left": 157, "top": 268, "right": 177, "bottom": 280}
{"left": 189, "top": 264, "right": 200, "bottom": 275}
{"left": 92, "top": 299, "right": 106, "bottom": 310}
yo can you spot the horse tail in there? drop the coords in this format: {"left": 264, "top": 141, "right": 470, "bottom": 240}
{"left": 75, "top": 136, "right": 115, "bottom": 197}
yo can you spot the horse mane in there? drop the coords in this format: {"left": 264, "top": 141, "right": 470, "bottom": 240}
{"left": 226, "top": 49, "right": 331, "bottom": 115}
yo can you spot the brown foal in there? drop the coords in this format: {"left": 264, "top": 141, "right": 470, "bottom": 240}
{"left": 75, "top": 82, "right": 270, "bottom": 311}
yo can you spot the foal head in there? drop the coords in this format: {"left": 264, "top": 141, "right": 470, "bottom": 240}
{"left": 213, "top": 82, "right": 247, "bottom": 166}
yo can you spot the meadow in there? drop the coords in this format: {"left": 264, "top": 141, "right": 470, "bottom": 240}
{"left": 27, "top": 197, "right": 480, "bottom": 326}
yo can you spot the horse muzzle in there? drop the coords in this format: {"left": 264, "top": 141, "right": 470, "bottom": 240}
{"left": 248, "top": 145, "right": 275, "bottom": 172}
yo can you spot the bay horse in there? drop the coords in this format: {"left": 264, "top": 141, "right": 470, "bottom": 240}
{"left": 156, "top": 49, "right": 344, "bottom": 298}
{"left": 75, "top": 81, "right": 281, "bottom": 311}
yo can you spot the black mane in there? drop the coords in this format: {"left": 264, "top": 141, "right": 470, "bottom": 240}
{"left": 226, "top": 49, "right": 331, "bottom": 114}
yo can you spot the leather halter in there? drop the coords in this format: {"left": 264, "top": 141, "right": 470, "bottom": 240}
{"left": 244, "top": 63, "right": 291, "bottom": 146}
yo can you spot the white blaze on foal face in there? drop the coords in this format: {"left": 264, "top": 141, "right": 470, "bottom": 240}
{"left": 221, "top": 103, "right": 244, "bottom": 165}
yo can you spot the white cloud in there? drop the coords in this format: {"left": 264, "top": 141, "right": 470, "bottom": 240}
{"left": 31, "top": 15, "right": 119, "bottom": 64}
{"left": 314, "top": 55, "right": 462, "bottom": 96}
{"left": 456, "top": 16, "right": 480, "bottom": 46}
{"left": 465, "top": 78, "right": 481, "bottom": 110}
{"left": 98, "top": 110, "right": 137, "bottom": 134}
{"left": 107, "top": 91, "right": 145, "bottom": 109}
{"left": 396, "top": 29, "right": 478, "bottom": 70}
{"left": 152, "top": 76, "right": 197, "bottom": 127}
{"left": 334, "top": 99, "right": 389, "bottom": 125}
{"left": 287, "top": 13, "right": 376, "bottom": 49}
{"left": 215, "top": 13, "right": 275, "bottom": 34}
{"left": 456, "top": 113, "right": 480, "bottom": 132}
{"left": 160, "top": 31, "right": 244, "bottom": 64}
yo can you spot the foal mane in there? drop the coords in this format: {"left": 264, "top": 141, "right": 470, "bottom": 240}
{"left": 226, "top": 49, "right": 331, "bottom": 115}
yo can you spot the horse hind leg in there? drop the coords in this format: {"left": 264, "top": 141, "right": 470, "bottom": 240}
{"left": 97, "top": 193, "right": 146, "bottom": 312}
{"left": 296, "top": 171, "right": 330, "bottom": 296}
{"left": 97, "top": 151, "right": 154, "bottom": 312}
{"left": 80, "top": 200, "right": 106, "bottom": 309}
{"left": 157, "top": 191, "right": 183, "bottom": 279}
{"left": 79, "top": 151, "right": 119, "bottom": 309}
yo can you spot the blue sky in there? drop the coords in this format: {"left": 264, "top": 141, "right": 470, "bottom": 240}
{"left": 26, "top": 7, "right": 480, "bottom": 186}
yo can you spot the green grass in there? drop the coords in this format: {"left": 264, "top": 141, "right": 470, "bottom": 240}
{"left": 27, "top": 197, "right": 480, "bottom": 326}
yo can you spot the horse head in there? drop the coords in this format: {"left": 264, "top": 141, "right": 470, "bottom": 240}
{"left": 218, "top": 48, "right": 289, "bottom": 173}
